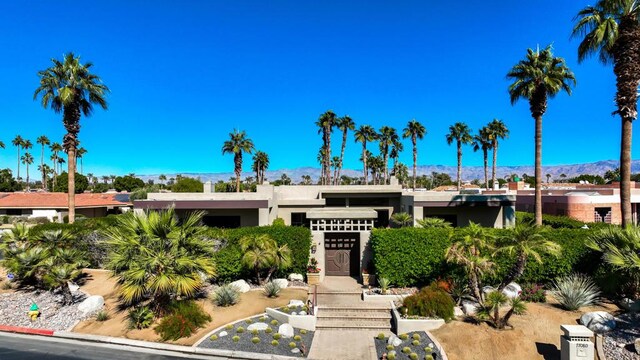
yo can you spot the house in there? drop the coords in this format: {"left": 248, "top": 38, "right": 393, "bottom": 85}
{"left": 0, "top": 192, "right": 132, "bottom": 222}
{"left": 134, "top": 178, "right": 515, "bottom": 282}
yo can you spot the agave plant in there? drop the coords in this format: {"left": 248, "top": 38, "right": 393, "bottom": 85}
{"left": 551, "top": 274, "right": 600, "bottom": 311}
{"left": 213, "top": 284, "right": 240, "bottom": 307}
{"left": 263, "top": 281, "right": 281, "bottom": 298}
{"left": 378, "top": 277, "right": 392, "bottom": 295}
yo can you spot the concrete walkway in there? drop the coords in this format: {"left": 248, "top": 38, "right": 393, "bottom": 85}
{"left": 307, "top": 330, "right": 380, "bottom": 360}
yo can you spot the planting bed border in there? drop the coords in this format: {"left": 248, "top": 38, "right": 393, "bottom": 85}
{"left": 361, "top": 290, "right": 410, "bottom": 303}
{"left": 265, "top": 306, "right": 317, "bottom": 331}
{"left": 390, "top": 301, "right": 445, "bottom": 334}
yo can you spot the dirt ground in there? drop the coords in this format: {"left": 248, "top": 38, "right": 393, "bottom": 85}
{"left": 0, "top": 267, "right": 14, "bottom": 294}
{"left": 431, "top": 297, "right": 619, "bottom": 360}
{"left": 73, "top": 269, "right": 309, "bottom": 346}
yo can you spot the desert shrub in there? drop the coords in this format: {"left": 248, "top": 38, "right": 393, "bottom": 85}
{"left": 299, "top": 329, "right": 307, "bottom": 334}
{"left": 412, "top": 340, "right": 420, "bottom": 346}
{"left": 551, "top": 274, "right": 600, "bottom": 310}
{"left": 251, "top": 329, "right": 258, "bottom": 335}
{"left": 265, "top": 327, "right": 273, "bottom": 333}
{"left": 245, "top": 318, "right": 253, "bottom": 324}
{"left": 95, "top": 311, "right": 110, "bottom": 321}
{"left": 252, "top": 337, "right": 260, "bottom": 344}
{"left": 386, "top": 344, "right": 394, "bottom": 350}
{"left": 402, "top": 284, "right": 455, "bottom": 321}
{"left": 402, "top": 346, "right": 411, "bottom": 354}
{"left": 388, "top": 354, "right": 396, "bottom": 360}
{"left": 273, "top": 333, "right": 281, "bottom": 340}
{"left": 236, "top": 326, "right": 245, "bottom": 333}
{"left": 233, "top": 335, "right": 240, "bottom": 342}
{"left": 410, "top": 353, "right": 418, "bottom": 360}
{"left": 271, "top": 340, "right": 279, "bottom": 346}
{"left": 271, "top": 319, "right": 278, "bottom": 326}
{"left": 377, "top": 333, "right": 385, "bottom": 340}
{"left": 155, "top": 301, "right": 211, "bottom": 341}
{"left": 210, "top": 334, "right": 218, "bottom": 341}
{"left": 263, "top": 281, "right": 281, "bottom": 298}
{"left": 289, "top": 342, "right": 297, "bottom": 348}
{"left": 293, "top": 335, "right": 301, "bottom": 341}
{"left": 128, "top": 306, "right": 154, "bottom": 329}
{"left": 213, "top": 284, "right": 240, "bottom": 307}
{"left": 272, "top": 218, "right": 285, "bottom": 226}
{"left": 520, "top": 284, "right": 546, "bottom": 303}
{"left": 399, "top": 333, "right": 409, "bottom": 340}
{"left": 412, "top": 333, "right": 420, "bottom": 340}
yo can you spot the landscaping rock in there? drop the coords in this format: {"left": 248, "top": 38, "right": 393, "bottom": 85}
{"left": 388, "top": 350, "right": 397, "bottom": 357}
{"left": 219, "top": 331, "right": 228, "bottom": 337}
{"left": 620, "top": 298, "right": 640, "bottom": 312}
{"left": 387, "top": 335, "right": 402, "bottom": 347}
{"left": 635, "top": 338, "right": 640, "bottom": 355}
{"left": 273, "top": 278, "right": 288, "bottom": 289}
{"left": 502, "top": 283, "right": 522, "bottom": 299}
{"left": 299, "top": 311, "right": 307, "bottom": 316}
{"left": 288, "top": 273, "right": 304, "bottom": 282}
{"left": 67, "top": 281, "right": 80, "bottom": 293}
{"left": 247, "top": 322, "right": 269, "bottom": 331}
{"left": 482, "top": 286, "right": 496, "bottom": 296}
{"left": 291, "top": 348, "right": 300, "bottom": 354}
{"left": 77, "top": 295, "right": 104, "bottom": 316}
{"left": 581, "top": 311, "right": 616, "bottom": 333}
{"left": 288, "top": 299, "right": 305, "bottom": 307}
{"left": 290, "top": 311, "right": 297, "bottom": 315}
{"left": 278, "top": 323, "right": 294, "bottom": 338}
{"left": 454, "top": 306, "right": 464, "bottom": 317}
{"left": 229, "top": 280, "right": 250, "bottom": 293}
{"left": 462, "top": 300, "right": 480, "bottom": 316}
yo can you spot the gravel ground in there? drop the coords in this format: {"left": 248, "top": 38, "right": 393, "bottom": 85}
{"left": 365, "top": 287, "right": 417, "bottom": 296}
{"left": 374, "top": 331, "right": 443, "bottom": 360}
{"left": 198, "top": 314, "right": 314, "bottom": 358}
{"left": 0, "top": 289, "right": 98, "bottom": 331}
{"left": 603, "top": 312, "right": 640, "bottom": 360}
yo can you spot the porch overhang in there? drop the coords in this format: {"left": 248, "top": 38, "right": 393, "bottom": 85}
{"left": 306, "top": 207, "right": 377, "bottom": 219}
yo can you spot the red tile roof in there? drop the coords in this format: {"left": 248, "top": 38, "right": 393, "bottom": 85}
{"left": 0, "top": 192, "right": 132, "bottom": 209}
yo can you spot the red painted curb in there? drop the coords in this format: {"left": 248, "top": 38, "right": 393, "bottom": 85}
{"left": 0, "top": 325, "right": 54, "bottom": 336}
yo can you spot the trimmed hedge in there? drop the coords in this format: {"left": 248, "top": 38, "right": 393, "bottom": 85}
{"left": 516, "top": 212, "right": 612, "bottom": 230}
{"left": 208, "top": 225, "right": 312, "bottom": 283}
{"left": 371, "top": 227, "right": 599, "bottom": 287}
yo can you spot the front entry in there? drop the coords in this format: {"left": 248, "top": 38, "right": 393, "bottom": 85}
{"left": 324, "top": 233, "right": 359, "bottom": 276}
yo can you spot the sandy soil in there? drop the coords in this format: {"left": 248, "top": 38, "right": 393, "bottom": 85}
{"left": 73, "top": 269, "right": 308, "bottom": 346}
{"left": 431, "top": 297, "right": 619, "bottom": 360}
{"left": 0, "top": 266, "right": 14, "bottom": 294}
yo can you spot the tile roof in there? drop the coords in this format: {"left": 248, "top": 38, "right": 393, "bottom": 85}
{"left": 0, "top": 192, "right": 132, "bottom": 209}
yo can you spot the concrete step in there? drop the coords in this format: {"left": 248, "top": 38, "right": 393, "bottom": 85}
{"left": 317, "top": 305, "right": 391, "bottom": 311}
{"left": 316, "top": 318, "right": 392, "bottom": 330}
{"left": 317, "top": 312, "right": 391, "bottom": 320}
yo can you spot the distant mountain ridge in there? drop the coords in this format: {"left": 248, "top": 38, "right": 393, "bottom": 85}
{"left": 138, "top": 160, "right": 639, "bottom": 183}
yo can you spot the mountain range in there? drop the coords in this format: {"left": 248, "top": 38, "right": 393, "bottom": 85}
{"left": 138, "top": 160, "right": 639, "bottom": 183}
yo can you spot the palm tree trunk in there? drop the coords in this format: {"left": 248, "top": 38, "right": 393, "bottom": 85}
{"left": 483, "top": 148, "right": 489, "bottom": 190}
{"left": 621, "top": 119, "right": 632, "bottom": 226}
{"left": 499, "top": 252, "right": 526, "bottom": 291}
{"left": 26, "top": 163, "right": 29, "bottom": 190}
{"left": 16, "top": 147, "right": 20, "bottom": 185}
{"left": 457, "top": 141, "right": 462, "bottom": 190}
{"left": 325, "top": 127, "right": 331, "bottom": 185}
{"left": 534, "top": 114, "right": 543, "bottom": 226}
{"left": 68, "top": 148, "right": 76, "bottom": 223}
{"left": 383, "top": 152, "right": 389, "bottom": 184}
{"left": 412, "top": 136, "right": 417, "bottom": 190}
{"left": 337, "top": 130, "right": 347, "bottom": 185}
{"left": 469, "top": 271, "right": 482, "bottom": 305}
{"left": 41, "top": 145, "right": 45, "bottom": 190}
{"left": 363, "top": 143, "right": 368, "bottom": 185}
{"left": 491, "top": 141, "right": 498, "bottom": 190}
{"left": 499, "top": 306, "right": 516, "bottom": 329}
{"left": 235, "top": 153, "right": 242, "bottom": 192}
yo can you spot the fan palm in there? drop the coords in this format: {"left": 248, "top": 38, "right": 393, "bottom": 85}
{"left": 36, "top": 135, "right": 50, "bottom": 189}
{"left": 11, "top": 135, "right": 24, "bottom": 183}
{"left": 42, "top": 249, "right": 88, "bottom": 305}
{"left": 390, "top": 212, "right": 413, "bottom": 227}
{"left": 507, "top": 46, "right": 575, "bottom": 225}
{"left": 354, "top": 125, "right": 377, "bottom": 185}
{"left": 402, "top": 119, "right": 427, "bottom": 190}
{"left": 446, "top": 122, "right": 473, "bottom": 190}
{"left": 76, "top": 147, "right": 87, "bottom": 174}
{"left": 472, "top": 126, "right": 493, "bottom": 190}
{"left": 239, "top": 234, "right": 290, "bottom": 284}
{"left": 487, "top": 119, "right": 509, "bottom": 189}
{"left": 252, "top": 151, "right": 269, "bottom": 185}
{"left": 587, "top": 226, "right": 640, "bottom": 277}
{"left": 34, "top": 53, "right": 110, "bottom": 223}
{"left": 334, "top": 115, "right": 355, "bottom": 185}
{"left": 222, "top": 129, "right": 254, "bottom": 192}
{"left": 378, "top": 126, "right": 398, "bottom": 184}
{"left": 21, "top": 153, "right": 34, "bottom": 190}
{"left": 316, "top": 110, "right": 337, "bottom": 185}
{"left": 573, "top": 1, "right": 640, "bottom": 226}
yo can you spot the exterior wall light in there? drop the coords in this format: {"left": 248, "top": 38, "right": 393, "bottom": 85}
{"left": 311, "top": 245, "right": 317, "bottom": 254}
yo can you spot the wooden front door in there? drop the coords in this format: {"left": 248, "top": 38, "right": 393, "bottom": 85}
{"left": 324, "top": 233, "right": 358, "bottom": 276}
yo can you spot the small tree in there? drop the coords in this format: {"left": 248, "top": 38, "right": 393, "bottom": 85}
{"left": 390, "top": 212, "right": 413, "bottom": 227}
{"left": 239, "top": 234, "right": 291, "bottom": 284}
{"left": 476, "top": 291, "right": 526, "bottom": 329}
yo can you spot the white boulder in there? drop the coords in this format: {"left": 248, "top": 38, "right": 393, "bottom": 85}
{"left": 387, "top": 335, "right": 402, "bottom": 347}
{"left": 299, "top": 310, "right": 307, "bottom": 316}
{"left": 77, "top": 295, "right": 104, "bottom": 315}
{"left": 461, "top": 300, "right": 480, "bottom": 316}
{"left": 635, "top": 338, "right": 640, "bottom": 355}
{"left": 273, "top": 278, "right": 288, "bottom": 289}
{"left": 67, "top": 281, "right": 80, "bottom": 293}
{"left": 502, "top": 283, "right": 522, "bottom": 299}
{"left": 288, "top": 299, "right": 305, "bottom": 307}
{"left": 580, "top": 311, "right": 616, "bottom": 333}
{"left": 288, "top": 273, "right": 304, "bottom": 282}
{"left": 482, "top": 286, "right": 496, "bottom": 296}
{"left": 247, "top": 322, "right": 269, "bottom": 331}
{"left": 453, "top": 306, "right": 465, "bottom": 317}
{"left": 219, "top": 331, "right": 228, "bottom": 337}
{"left": 278, "top": 323, "right": 294, "bottom": 338}
{"left": 291, "top": 312, "right": 297, "bottom": 315}
{"left": 620, "top": 298, "right": 640, "bottom": 312}
{"left": 291, "top": 348, "right": 300, "bottom": 354}
{"left": 229, "top": 280, "right": 250, "bottom": 293}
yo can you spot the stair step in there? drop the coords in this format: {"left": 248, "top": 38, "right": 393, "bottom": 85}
{"left": 318, "top": 305, "right": 391, "bottom": 311}
{"left": 317, "top": 313, "right": 391, "bottom": 320}
{"left": 316, "top": 318, "right": 392, "bottom": 330}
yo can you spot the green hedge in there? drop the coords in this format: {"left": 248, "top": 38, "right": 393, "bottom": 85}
{"left": 515, "top": 212, "right": 612, "bottom": 230}
{"left": 208, "top": 225, "right": 311, "bottom": 283}
{"left": 371, "top": 227, "right": 599, "bottom": 287}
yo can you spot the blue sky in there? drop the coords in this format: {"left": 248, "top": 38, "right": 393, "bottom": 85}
{"left": 0, "top": 1, "right": 629, "bottom": 176}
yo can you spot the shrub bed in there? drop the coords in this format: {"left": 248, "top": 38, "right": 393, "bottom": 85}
{"left": 155, "top": 301, "right": 211, "bottom": 341}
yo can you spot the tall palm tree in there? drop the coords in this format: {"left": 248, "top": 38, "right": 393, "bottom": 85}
{"left": 11, "top": 135, "right": 24, "bottom": 182}
{"left": 378, "top": 126, "right": 398, "bottom": 184}
{"left": 446, "top": 122, "right": 473, "bottom": 190}
{"left": 158, "top": 174, "right": 166, "bottom": 188}
{"left": 76, "top": 147, "right": 87, "bottom": 174}
{"left": 50, "top": 142, "right": 62, "bottom": 175}
{"left": 472, "top": 127, "right": 493, "bottom": 190}
{"left": 21, "top": 153, "right": 34, "bottom": 190}
{"left": 252, "top": 151, "right": 269, "bottom": 185}
{"left": 403, "top": 119, "right": 427, "bottom": 190}
{"left": 222, "top": 129, "right": 255, "bottom": 192}
{"left": 316, "top": 146, "right": 326, "bottom": 183}
{"left": 316, "top": 111, "right": 337, "bottom": 185}
{"left": 390, "top": 137, "right": 404, "bottom": 177}
{"left": 573, "top": 1, "right": 640, "bottom": 226}
{"left": 354, "top": 125, "right": 378, "bottom": 185}
{"left": 38, "top": 164, "right": 51, "bottom": 191}
{"left": 487, "top": 119, "right": 509, "bottom": 189}
{"left": 34, "top": 53, "right": 109, "bottom": 224}
{"left": 334, "top": 115, "right": 355, "bottom": 185}
{"left": 36, "top": 136, "right": 50, "bottom": 189}
{"left": 507, "top": 46, "right": 575, "bottom": 225}
{"left": 0, "top": 141, "right": 4, "bottom": 150}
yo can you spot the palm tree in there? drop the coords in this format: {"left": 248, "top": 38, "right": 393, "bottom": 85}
{"left": 390, "top": 212, "right": 413, "bottom": 227}
{"left": 86, "top": 172, "right": 94, "bottom": 190}
{"left": 495, "top": 223, "right": 561, "bottom": 290}
{"left": 587, "top": 226, "right": 640, "bottom": 279}
{"left": 334, "top": 115, "right": 355, "bottom": 185}
{"left": 34, "top": 53, "right": 109, "bottom": 224}
{"left": 21, "top": 153, "right": 34, "bottom": 190}
{"left": 446, "top": 122, "right": 473, "bottom": 190}
{"left": 76, "top": 147, "right": 87, "bottom": 174}
{"left": 507, "top": 46, "right": 575, "bottom": 225}
{"left": 252, "top": 151, "right": 269, "bottom": 185}
{"left": 239, "top": 234, "right": 285, "bottom": 284}
{"left": 222, "top": 129, "right": 255, "bottom": 192}
{"left": 317, "top": 146, "right": 326, "bottom": 183}
{"left": 354, "top": 125, "right": 378, "bottom": 185}
{"left": 402, "top": 119, "right": 427, "bottom": 190}
{"left": 316, "top": 110, "right": 337, "bottom": 185}
{"left": 378, "top": 126, "right": 398, "bottom": 184}
{"left": 331, "top": 156, "right": 340, "bottom": 182}
{"left": 38, "top": 164, "right": 50, "bottom": 190}
{"left": 36, "top": 135, "right": 50, "bottom": 189}
{"left": 472, "top": 126, "right": 493, "bottom": 190}
{"left": 487, "top": 119, "right": 509, "bottom": 189}
{"left": 50, "top": 142, "right": 62, "bottom": 175}
{"left": 104, "top": 209, "right": 216, "bottom": 310}
{"left": 158, "top": 174, "right": 166, "bottom": 188}
{"left": 546, "top": 173, "right": 551, "bottom": 183}
{"left": 389, "top": 139, "right": 404, "bottom": 177}
{"left": 11, "top": 135, "right": 24, "bottom": 182}
{"left": 573, "top": 2, "right": 640, "bottom": 226}
{"left": 0, "top": 141, "right": 4, "bottom": 150}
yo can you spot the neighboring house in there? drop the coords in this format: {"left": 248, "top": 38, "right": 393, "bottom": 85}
{"left": 134, "top": 178, "right": 515, "bottom": 282}
{"left": 0, "top": 192, "right": 132, "bottom": 222}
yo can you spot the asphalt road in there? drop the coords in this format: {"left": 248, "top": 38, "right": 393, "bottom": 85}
{"left": 0, "top": 332, "right": 223, "bottom": 360}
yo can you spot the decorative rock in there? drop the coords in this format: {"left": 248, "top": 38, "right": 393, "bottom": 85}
{"left": 635, "top": 338, "right": 640, "bottom": 354}
{"left": 454, "top": 306, "right": 464, "bottom": 317}
{"left": 278, "top": 323, "right": 294, "bottom": 338}
{"left": 288, "top": 273, "right": 304, "bottom": 282}
{"left": 229, "top": 280, "right": 250, "bottom": 293}
{"left": 219, "top": 331, "right": 228, "bottom": 337}
{"left": 288, "top": 299, "right": 305, "bottom": 307}
{"left": 290, "top": 311, "right": 297, "bottom": 316}
{"left": 461, "top": 300, "right": 480, "bottom": 316}
{"left": 247, "top": 322, "right": 268, "bottom": 331}
{"left": 299, "top": 311, "right": 307, "bottom": 316}
{"left": 620, "top": 298, "right": 640, "bottom": 312}
{"left": 482, "top": 286, "right": 496, "bottom": 296}
{"left": 580, "top": 311, "right": 616, "bottom": 333}
{"left": 291, "top": 348, "right": 300, "bottom": 354}
{"left": 387, "top": 335, "right": 402, "bottom": 347}
{"left": 273, "top": 278, "right": 288, "bottom": 289}
{"left": 502, "top": 283, "right": 522, "bottom": 299}
{"left": 67, "top": 281, "right": 80, "bottom": 293}
{"left": 77, "top": 295, "right": 104, "bottom": 315}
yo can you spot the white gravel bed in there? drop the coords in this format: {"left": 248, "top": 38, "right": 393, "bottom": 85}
{"left": 602, "top": 312, "right": 640, "bottom": 360}
{"left": 0, "top": 290, "right": 98, "bottom": 331}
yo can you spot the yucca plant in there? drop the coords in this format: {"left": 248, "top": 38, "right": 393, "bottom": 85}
{"left": 263, "top": 281, "right": 281, "bottom": 298}
{"left": 551, "top": 274, "right": 600, "bottom": 311}
{"left": 213, "top": 284, "right": 240, "bottom": 307}
{"left": 378, "top": 277, "right": 391, "bottom": 295}
{"left": 476, "top": 291, "right": 526, "bottom": 329}
{"left": 127, "top": 306, "right": 154, "bottom": 329}
{"left": 417, "top": 217, "right": 452, "bottom": 229}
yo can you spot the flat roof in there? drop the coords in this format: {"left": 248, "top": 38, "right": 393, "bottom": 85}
{"left": 0, "top": 192, "right": 131, "bottom": 209}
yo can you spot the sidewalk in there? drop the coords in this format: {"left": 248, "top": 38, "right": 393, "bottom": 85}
{"left": 307, "top": 330, "right": 379, "bottom": 360}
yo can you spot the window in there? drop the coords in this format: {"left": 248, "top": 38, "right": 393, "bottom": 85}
{"left": 594, "top": 207, "right": 612, "bottom": 223}
{"left": 291, "top": 212, "right": 309, "bottom": 227}
{"left": 325, "top": 198, "right": 347, "bottom": 206}
{"left": 202, "top": 216, "right": 241, "bottom": 228}
{"left": 375, "top": 210, "right": 389, "bottom": 228}
{"left": 6, "top": 209, "right": 22, "bottom": 216}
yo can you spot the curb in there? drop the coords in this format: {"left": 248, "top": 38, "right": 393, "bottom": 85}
{"left": 0, "top": 325, "right": 54, "bottom": 336}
